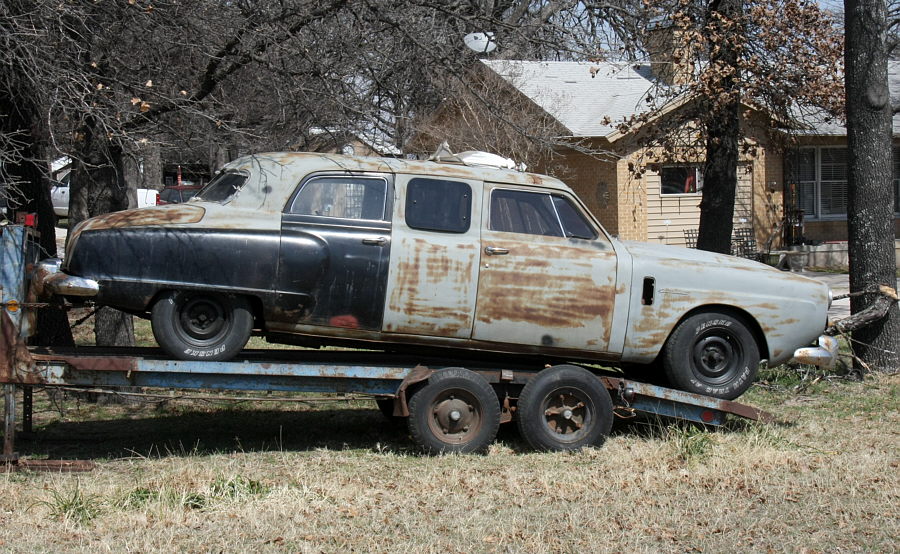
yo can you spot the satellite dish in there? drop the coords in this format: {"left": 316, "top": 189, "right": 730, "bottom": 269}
{"left": 464, "top": 32, "right": 497, "bottom": 54}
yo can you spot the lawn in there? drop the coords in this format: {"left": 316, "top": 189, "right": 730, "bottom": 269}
{"left": 0, "top": 363, "right": 897, "bottom": 552}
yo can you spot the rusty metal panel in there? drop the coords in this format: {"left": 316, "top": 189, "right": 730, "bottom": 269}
{"left": 382, "top": 175, "right": 483, "bottom": 338}
{"left": 0, "top": 226, "right": 33, "bottom": 335}
{"left": 600, "top": 376, "right": 775, "bottom": 424}
{"left": 472, "top": 184, "right": 618, "bottom": 352}
{"left": 0, "top": 311, "right": 38, "bottom": 385}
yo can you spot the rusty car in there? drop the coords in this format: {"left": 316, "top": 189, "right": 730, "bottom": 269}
{"left": 38, "top": 151, "right": 836, "bottom": 400}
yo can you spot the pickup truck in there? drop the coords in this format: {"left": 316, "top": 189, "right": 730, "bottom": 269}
{"left": 51, "top": 177, "right": 159, "bottom": 219}
{"left": 36, "top": 150, "right": 837, "bottom": 400}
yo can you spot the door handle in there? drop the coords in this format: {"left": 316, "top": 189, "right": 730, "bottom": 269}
{"left": 362, "top": 237, "right": 387, "bottom": 246}
{"left": 484, "top": 246, "right": 509, "bottom": 255}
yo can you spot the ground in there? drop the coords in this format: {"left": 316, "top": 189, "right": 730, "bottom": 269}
{"left": 0, "top": 369, "right": 897, "bottom": 552}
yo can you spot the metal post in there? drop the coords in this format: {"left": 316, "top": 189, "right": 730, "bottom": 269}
{"left": 3, "top": 384, "right": 18, "bottom": 463}
{"left": 22, "top": 386, "right": 32, "bottom": 436}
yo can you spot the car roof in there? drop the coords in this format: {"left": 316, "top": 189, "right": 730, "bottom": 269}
{"left": 213, "top": 152, "right": 573, "bottom": 213}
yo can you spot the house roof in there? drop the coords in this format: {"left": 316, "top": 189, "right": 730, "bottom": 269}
{"left": 481, "top": 60, "right": 662, "bottom": 139}
{"left": 793, "top": 60, "right": 900, "bottom": 136}
{"left": 483, "top": 59, "right": 900, "bottom": 140}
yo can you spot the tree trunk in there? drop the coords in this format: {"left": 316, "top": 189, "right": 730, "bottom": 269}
{"left": 696, "top": 0, "right": 742, "bottom": 254}
{"left": 69, "top": 124, "right": 135, "bottom": 349}
{"left": 0, "top": 11, "right": 74, "bottom": 347}
{"left": 844, "top": 0, "right": 900, "bottom": 372}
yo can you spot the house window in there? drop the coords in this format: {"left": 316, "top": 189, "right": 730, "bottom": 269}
{"left": 660, "top": 166, "right": 703, "bottom": 195}
{"left": 790, "top": 147, "right": 900, "bottom": 219}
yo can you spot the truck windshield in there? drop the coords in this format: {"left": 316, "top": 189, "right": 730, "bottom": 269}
{"left": 195, "top": 172, "right": 248, "bottom": 203}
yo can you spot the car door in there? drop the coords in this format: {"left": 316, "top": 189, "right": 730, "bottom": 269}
{"left": 382, "top": 174, "right": 482, "bottom": 338}
{"left": 275, "top": 173, "right": 392, "bottom": 331}
{"left": 472, "top": 185, "right": 618, "bottom": 353}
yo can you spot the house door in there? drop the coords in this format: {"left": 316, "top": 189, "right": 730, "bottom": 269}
{"left": 472, "top": 185, "right": 618, "bottom": 353}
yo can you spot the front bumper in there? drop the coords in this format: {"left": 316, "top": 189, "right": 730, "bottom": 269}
{"left": 33, "top": 258, "right": 99, "bottom": 297}
{"left": 789, "top": 335, "right": 839, "bottom": 368}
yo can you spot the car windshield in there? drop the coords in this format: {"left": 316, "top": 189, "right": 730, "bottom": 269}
{"left": 195, "top": 172, "right": 248, "bottom": 203}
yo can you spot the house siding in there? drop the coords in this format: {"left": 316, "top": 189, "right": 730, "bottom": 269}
{"left": 644, "top": 162, "right": 753, "bottom": 247}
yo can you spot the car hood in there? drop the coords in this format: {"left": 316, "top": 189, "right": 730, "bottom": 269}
{"left": 75, "top": 204, "right": 206, "bottom": 233}
{"left": 619, "top": 240, "right": 823, "bottom": 286}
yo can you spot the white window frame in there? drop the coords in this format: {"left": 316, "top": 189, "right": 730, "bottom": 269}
{"left": 795, "top": 146, "right": 900, "bottom": 220}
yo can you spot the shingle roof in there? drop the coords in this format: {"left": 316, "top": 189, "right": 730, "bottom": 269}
{"left": 481, "top": 60, "right": 661, "bottom": 138}
{"left": 482, "top": 59, "right": 900, "bottom": 139}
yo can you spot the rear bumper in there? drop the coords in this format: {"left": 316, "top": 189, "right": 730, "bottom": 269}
{"left": 33, "top": 258, "right": 99, "bottom": 297}
{"left": 789, "top": 335, "right": 839, "bottom": 368}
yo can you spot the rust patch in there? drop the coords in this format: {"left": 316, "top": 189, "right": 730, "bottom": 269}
{"left": 388, "top": 237, "right": 476, "bottom": 336}
{"left": 473, "top": 239, "right": 616, "bottom": 346}
{"left": 0, "top": 310, "right": 37, "bottom": 384}
{"left": 79, "top": 205, "right": 205, "bottom": 233}
{"left": 60, "top": 356, "right": 138, "bottom": 373}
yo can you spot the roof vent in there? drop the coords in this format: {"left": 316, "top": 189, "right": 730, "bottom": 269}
{"left": 428, "top": 141, "right": 526, "bottom": 171}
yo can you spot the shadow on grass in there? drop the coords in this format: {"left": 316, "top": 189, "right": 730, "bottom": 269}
{"left": 14, "top": 403, "right": 778, "bottom": 460}
{"left": 18, "top": 407, "right": 421, "bottom": 460}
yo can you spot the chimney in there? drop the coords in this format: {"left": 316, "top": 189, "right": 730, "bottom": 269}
{"left": 646, "top": 16, "right": 695, "bottom": 86}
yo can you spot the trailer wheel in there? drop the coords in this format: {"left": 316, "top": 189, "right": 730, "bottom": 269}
{"left": 407, "top": 368, "right": 500, "bottom": 454}
{"left": 662, "top": 311, "right": 760, "bottom": 400}
{"left": 151, "top": 290, "right": 253, "bottom": 361}
{"left": 517, "top": 365, "right": 613, "bottom": 452}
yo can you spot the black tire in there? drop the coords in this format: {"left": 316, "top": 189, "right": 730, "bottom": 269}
{"left": 516, "top": 364, "right": 613, "bottom": 452}
{"left": 407, "top": 368, "right": 501, "bottom": 454}
{"left": 151, "top": 290, "right": 253, "bottom": 361}
{"left": 662, "top": 311, "right": 760, "bottom": 400}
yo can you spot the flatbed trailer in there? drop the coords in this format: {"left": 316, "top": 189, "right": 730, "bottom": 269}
{"left": 0, "top": 223, "right": 773, "bottom": 462}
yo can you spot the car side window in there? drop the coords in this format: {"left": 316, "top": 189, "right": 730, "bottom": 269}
{"left": 552, "top": 196, "right": 598, "bottom": 239}
{"left": 490, "top": 189, "right": 563, "bottom": 237}
{"left": 406, "top": 178, "right": 472, "bottom": 233}
{"left": 288, "top": 176, "right": 388, "bottom": 220}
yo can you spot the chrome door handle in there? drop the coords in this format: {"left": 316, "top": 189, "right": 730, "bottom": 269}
{"left": 484, "top": 246, "right": 509, "bottom": 255}
{"left": 362, "top": 237, "right": 387, "bottom": 246}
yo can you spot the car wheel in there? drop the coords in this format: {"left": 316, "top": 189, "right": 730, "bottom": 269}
{"left": 516, "top": 365, "right": 613, "bottom": 452}
{"left": 662, "top": 311, "right": 760, "bottom": 400}
{"left": 407, "top": 368, "right": 500, "bottom": 455}
{"left": 151, "top": 290, "right": 253, "bottom": 361}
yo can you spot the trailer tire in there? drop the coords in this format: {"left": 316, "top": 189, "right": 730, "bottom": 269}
{"left": 662, "top": 311, "right": 759, "bottom": 400}
{"left": 517, "top": 365, "right": 613, "bottom": 452}
{"left": 151, "top": 290, "right": 253, "bottom": 361}
{"left": 407, "top": 368, "right": 500, "bottom": 454}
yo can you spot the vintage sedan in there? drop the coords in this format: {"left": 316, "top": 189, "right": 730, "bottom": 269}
{"left": 39, "top": 151, "right": 836, "bottom": 400}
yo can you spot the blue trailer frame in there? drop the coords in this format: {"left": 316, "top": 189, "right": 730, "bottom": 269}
{"left": 0, "top": 224, "right": 773, "bottom": 462}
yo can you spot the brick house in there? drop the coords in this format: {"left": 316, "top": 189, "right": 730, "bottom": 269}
{"left": 412, "top": 59, "right": 900, "bottom": 257}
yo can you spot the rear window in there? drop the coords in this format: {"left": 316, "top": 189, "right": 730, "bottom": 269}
{"left": 195, "top": 172, "right": 248, "bottom": 203}
{"left": 405, "top": 178, "right": 471, "bottom": 233}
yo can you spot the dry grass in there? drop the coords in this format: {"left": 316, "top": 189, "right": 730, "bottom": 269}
{"left": 1, "top": 371, "right": 897, "bottom": 552}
